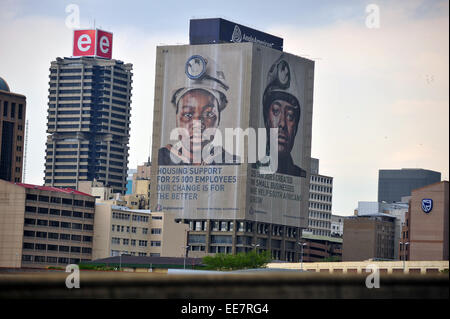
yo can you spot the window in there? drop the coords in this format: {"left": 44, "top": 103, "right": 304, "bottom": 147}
{"left": 37, "top": 219, "right": 48, "bottom": 226}
{"left": 83, "top": 224, "right": 93, "bottom": 231}
{"left": 3, "top": 101, "right": 7, "bottom": 117}
{"left": 26, "top": 194, "right": 37, "bottom": 201}
{"left": 61, "top": 222, "right": 71, "bottom": 228}
{"left": 73, "top": 211, "right": 83, "bottom": 218}
{"left": 142, "top": 228, "right": 148, "bottom": 235}
{"left": 151, "top": 228, "right": 162, "bottom": 235}
{"left": 50, "top": 197, "right": 61, "bottom": 204}
{"left": 150, "top": 241, "right": 161, "bottom": 247}
{"left": 138, "top": 240, "right": 148, "bottom": 247}
{"left": 23, "top": 243, "right": 34, "bottom": 249}
{"left": 71, "top": 235, "right": 81, "bottom": 241}
{"left": 48, "top": 232, "right": 59, "bottom": 239}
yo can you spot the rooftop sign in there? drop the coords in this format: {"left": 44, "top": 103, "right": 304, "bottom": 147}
{"left": 73, "top": 29, "right": 113, "bottom": 59}
{"left": 189, "top": 18, "right": 283, "bottom": 51}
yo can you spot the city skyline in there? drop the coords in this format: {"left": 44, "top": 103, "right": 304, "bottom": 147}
{"left": 0, "top": 0, "right": 448, "bottom": 215}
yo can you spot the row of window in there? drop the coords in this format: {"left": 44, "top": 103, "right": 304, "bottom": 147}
{"left": 23, "top": 242, "right": 92, "bottom": 254}
{"left": 22, "top": 255, "right": 87, "bottom": 264}
{"left": 1, "top": 101, "right": 24, "bottom": 120}
{"left": 23, "top": 230, "right": 93, "bottom": 241}
{"left": 309, "top": 202, "right": 332, "bottom": 211}
{"left": 24, "top": 218, "right": 93, "bottom": 231}
{"left": 186, "top": 220, "right": 298, "bottom": 238}
{"left": 310, "top": 175, "right": 332, "bottom": 184}
{"left": 309, "top": 211, "right": 331, "bottom": 220}
{"left": 111, "top": 238, "right": 158, "bottom": 247}
{"left": 25, "top": 206, "right": 94, "bottom": 219}
{"left": 110, "top": 251, "right": 156, "bottom": 257}
{"left": 111, "top": 224, "right": 148, "bottom": 234}
{"left": 309, "top": 193, "right": 332, "bottom": 203}
{"left": 25, "top": 195, "right": 95, "bottom": 208}
{"left": 310, "top": 184, "right": 332, "bottom": 193}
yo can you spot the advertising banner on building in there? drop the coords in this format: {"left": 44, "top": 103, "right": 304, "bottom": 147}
{"left": 247, "top": 46, "right": 314, "bottom": 228}
{"left": 150, "top": 42, "right": 313, "bottom": 228}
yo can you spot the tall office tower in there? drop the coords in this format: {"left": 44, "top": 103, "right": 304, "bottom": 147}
{"left": 150, "top": 19, "right": 314, "bottom": 261}
{"left": 0, "top": 76, "right": 26, "bottom": 183}
{"left": 378, "top": 168, "right": 441, "bottom": 203}
{"left": 307, "top": 158, "right": 333, "bottom": 236}
{"left": 44, "top": 30, "right": 133, "bottom": 194}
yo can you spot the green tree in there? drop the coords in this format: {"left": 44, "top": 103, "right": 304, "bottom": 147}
{"left": 203, "top": 250, "right": 272, "bottom": 271}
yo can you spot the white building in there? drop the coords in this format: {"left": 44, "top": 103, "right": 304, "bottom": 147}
{"left": 307, "top": 158, "right": 333, "bottom": 236}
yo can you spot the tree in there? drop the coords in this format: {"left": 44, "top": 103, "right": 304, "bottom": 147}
{"left": 202, "top": 250, "right": 272, "bottom": 271}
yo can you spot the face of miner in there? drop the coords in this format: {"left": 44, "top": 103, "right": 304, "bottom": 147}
{"left": 176, "top": 89, "right": 220, "bottom": 154}
{"left": 266, "top": 99, "right": 299, "bottom": 156}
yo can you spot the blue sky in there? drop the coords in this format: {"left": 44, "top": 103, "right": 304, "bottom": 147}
{"left": 1, "top": 0, "right": 448, "bottom": 215}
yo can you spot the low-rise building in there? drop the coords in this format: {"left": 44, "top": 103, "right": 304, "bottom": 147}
{"left": 300, "top": 233, "right": 342, "bottom": 262}
{"left": 0, "top": 179, "right": 95, "bottom": 268}
{"left": 401, "top": 181, "right": 449, "bottom": 261}
{"left": 93, "top": 201, "right": 188, "bottom": 259}
{"left": 342, "top": 213, "right": 396, "bottom": 261}
{"left": 330, "top": 214, "right": 346, "bottom": 237}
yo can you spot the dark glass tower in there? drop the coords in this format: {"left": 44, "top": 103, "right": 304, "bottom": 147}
{"left": 44, "top": 56, "right": 133, "bottom": 194}
{"left": 378, "top": 168, "right": 441, "bottom": 203}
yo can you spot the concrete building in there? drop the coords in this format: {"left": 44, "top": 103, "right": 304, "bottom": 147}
{"left": 44, "top": 56, "right": 133, "bottom": 194}
{"left": 93, "top": 201, "right": 188, "bottom": 259}
{"left": 342, "top": 213, "right": 396, "bottom": 261}
{"left": 331, "top": 214, "right": 346, "bottom": 237}
{"left": 0, "top": 76, "right": 26, "bottom": 183}
{"left": 0, "top": 179, "right": 95, "bottom": 268}
{"left": 378, "top": 168, "right": 441, "bottom": 203}
{"left": 307, "top": 158, "right": 333, "bottom": 236}
{"left": 401, "top": 181, "right": 449, "bottom": 261}
{"left": 300, "top": 233, "right": 342, "bottom": 262}
{"left": 356, "top": 200, "right": 409, "bottom": 259}
{"left": 126, "top": 168, "right": 136, "bottom": 194}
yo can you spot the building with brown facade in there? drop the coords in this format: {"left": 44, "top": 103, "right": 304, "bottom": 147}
{"left": 342, "top": 213, "right": 396, "bottom": 261}
{"left": 400, "top": 181, "right": 449, "bottom": 261}
{"left": 0, "top": 179, "right": 95, "bottom": 268}
{"left": 300, "top": 233, "right": 342, "bottom": 262}
{"left": 0, "top": 77, "right": 26, "bottom": 183}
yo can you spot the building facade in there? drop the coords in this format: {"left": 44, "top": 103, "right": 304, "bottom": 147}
{"left": 378, "top": 168, "right": 441, "bottom": 203}
{"left": 44, "top": 56, "right": 133, "bottom": 194}
{"left": 300, "top": 233, "right": 342, "bottom": 262}
{"left": 331, "top": 214, "right": 346, "bottom": 237}
{"left": 0, "top": 179, "right": 95, "bottom": 268}
{"left": 342, "top": 214, "right": 396, "bottom": 261}
{"left": 0, "top": 77, "right": 26, "bottom": 183}
{"left": 93, "top": 202, "right": 188, "bottom": 259}
{"left": 307, "top": 158, "right": 333, "bottom": 236}
{"left": 401, "top": 181, "right": 449, "bottom": 261}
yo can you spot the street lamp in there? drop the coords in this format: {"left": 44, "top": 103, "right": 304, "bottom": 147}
{"left": 183, "top": 245, "right": 190, "bottom": 269}
{"left": 297, "top": 242, "right": 307, "bottom": 272}
{"left": 401, "top": 241, "right": 409, "bottom": 273}
{"left": 251, "top": 243, "right": 260, "bottom": 252}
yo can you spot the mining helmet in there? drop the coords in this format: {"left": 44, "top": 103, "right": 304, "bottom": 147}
{"left": 263, "top": 55, "right": 300, "bottom": 117}
{"left": 171, "top": 55, "right": 229, "bottom": 112}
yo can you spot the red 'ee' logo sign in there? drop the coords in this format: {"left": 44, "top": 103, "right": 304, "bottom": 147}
{"left": 73, "top": 29, "right": 113, "bottom": 59}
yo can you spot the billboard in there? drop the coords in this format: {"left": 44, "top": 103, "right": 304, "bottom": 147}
{"left": 190, "top": 18, "right": 283, "bottom": 51}
{"left": 73, "top": 29, "right": 113, "bottom": 59}
{"left": 150, "top": 42, "right": 313, "bottom": 228}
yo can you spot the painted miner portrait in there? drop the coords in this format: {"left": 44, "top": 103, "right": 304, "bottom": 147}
{"left": 262, "top": 54, "right": 307, "bottom": 178}
{"left": 158, "top": 55, "right": 239, "bottom": 165}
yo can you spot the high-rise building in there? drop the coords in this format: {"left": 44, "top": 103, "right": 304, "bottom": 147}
{"left": 0, "top": 76, "right": 26, "bottom": 183}
{"left": 378, "top": 168, "right": 441, "bottom": 203}
{"left": 150, "top": 19, "right": 314, "bottom": 261}
{"left": 44, "top": 30, "right": 133, "bottom": 194}
{"left": 307, "top": 158, "right": 333, "bottom": 236}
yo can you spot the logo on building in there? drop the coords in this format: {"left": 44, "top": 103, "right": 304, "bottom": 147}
{"left": 231, "top": 25, "right": 242, "bottom": 43}
{"left": 421, "top": 198, "right": 433, "bottom": 213}
{"left": 73, "top": 29, "right": 113, "bottom": 59}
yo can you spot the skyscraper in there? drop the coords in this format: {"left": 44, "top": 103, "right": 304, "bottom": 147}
{"left": 378, "top": 168, "right": 441, "bottom": 203}
{"left": 44, "top": 30, "right": 133, "bottom": 194}
{"left": 0, "top": 76, "right": 26, "bottom": 183}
